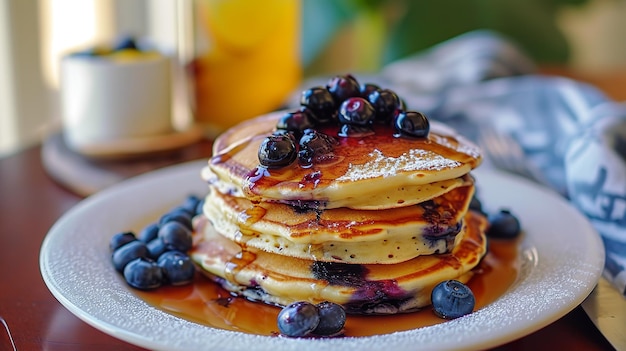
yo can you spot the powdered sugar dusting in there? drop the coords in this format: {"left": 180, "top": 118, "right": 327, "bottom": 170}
{"left": 337, "top": 149, "right": 461, "bottom": 182}
{"left": 432, "top": 134, "right": 481, "bottom": 159}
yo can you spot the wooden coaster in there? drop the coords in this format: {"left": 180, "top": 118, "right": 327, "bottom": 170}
{"left": 42, "top": 132, "right": 213, "bottom": 196}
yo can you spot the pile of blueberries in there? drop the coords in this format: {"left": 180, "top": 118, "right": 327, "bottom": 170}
{"left": 109, "top": 194, "right": 203, "bottom": 290}
{"left": 258, "top": 74, "right": 430, "bottom": 169}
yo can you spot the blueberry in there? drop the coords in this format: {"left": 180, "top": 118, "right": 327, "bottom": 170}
{"left": 359, "top": 82, "right": 380, "bottom": 98}
{"left": 112, "top": 240, "right": 148, "bottom": 272}
{"left": 157, "top": 251, "right": 195, "bottom": 286}
{"left": 368, "top": 89, "right": 401, "bottom": 123}
{"left": 123, "top": 257, "right": 163, "bottom": 290}
{"left": 277, "top": 301, "right": 320, "bottom": 337}
{"left": 338, "top": 97, "right": 375, "bottom": 126}
{"left": 326, "top": 74, "right": 360, "bottom": 104}
{"left": 181, "top": 195, "right": 202, "bottom": 216}
{"left": 147, "top": 237, "right": 168, "bottom": 259}
{"left": 158, "top": 221, "right": 193, "bottom": 252}
{"left": 300, "top": 87, "right": 336, "bottom": 123}
{"left": 487, "top": 209, "right": 521, "bottom": 239}
{"left": 258, "top": 134, "right": 297, "bottom": 168}
{"left": 299, "top": 130, "right": 335, "bottom": 154}
{"left": 159, "top": 207, "right": 193, "bottom": 230}
{"left": 312, "top": 301, "right": 346, "bottom": 336}
{"left": 297, "top": 130, "right": 337, "bottom": 167}
{"left": 276, "top": 108, "right": 316, "bottom": 137}
{"left": 393, "top": 110, "right": 430, "bottom": 138}
{"left": 138, "top": 223, "right": 159, "bottom": 243}
{"left": 297, "top": 149, "right": 315, "bottom": 168}
{"left": 113, "top": 36, "right": 138, "bottom": 51}
{"left": 431, "top": 280, "right": 475, "bottom": 319}
{"left": 194, "top": 198, "right": 205, "bottom": 216}
{"left": 109, "top": 231, "right": 137, "bottom": 252}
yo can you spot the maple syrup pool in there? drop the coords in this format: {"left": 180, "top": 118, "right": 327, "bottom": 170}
{"left": 134, "top": 237, "right": 519, "bottom": 337}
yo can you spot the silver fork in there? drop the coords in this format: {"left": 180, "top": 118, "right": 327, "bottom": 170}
{"left": 478, "top": 126, "right": 550, "bottom": 186}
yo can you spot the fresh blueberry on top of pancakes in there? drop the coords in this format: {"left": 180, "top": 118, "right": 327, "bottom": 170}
{"left": 276, "top": 108, "right": 316, "bottom": 138}
{"left": 338, "top": 97, "right": 376, "bottom": 126}
{"left": 300, "top": 87, "right": 336, "bottom": 123}
{"left": 326, "top": 74, "right": 361, "bottom": 104}
{"left": 367, "top": 88, "right": 402, "bottom": 123}
{"left": 359, "top": 82, "right": 381, "bottom": 99}
{"left": 393, "top": 110, "right": 430, "bottom": 138}
{"left": 258, "top": 133, "right": 297, "bottom": 168}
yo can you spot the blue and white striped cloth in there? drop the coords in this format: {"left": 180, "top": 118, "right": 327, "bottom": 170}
{"left": 380, "top": 30, "right": 626, "bottom": 295}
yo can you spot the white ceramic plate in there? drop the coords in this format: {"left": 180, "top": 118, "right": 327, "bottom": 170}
{"left": 40, "top": 161, "right": 605, "bottom": 351}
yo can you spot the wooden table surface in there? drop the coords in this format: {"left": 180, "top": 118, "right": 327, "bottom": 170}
{"left": 0, "top": 67, "right": 623, "bottom": 350}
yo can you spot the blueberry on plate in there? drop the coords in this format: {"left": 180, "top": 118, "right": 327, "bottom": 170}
{"left": 312, "top": 301, "right": 346, "bottom": 336}
{"left": 159, "top": 207, "right": 193, "bottom": 230}
{"left": 112, "top": 240, "right": 148, "bottom": 272}
{"left": 157, "top": 250, "right": 195, "bottom": 286}
{"left": 123, "top": 257, "right": 163, "bottom": 290}
{"left": 109, "top": 231, "right": 137, "bottom": 252}
{"left": 487, "top": 209, "right": 521, "bottom": 239}
{"left": 147, "top": 237, "right": 168, "bottom": 259}
{"left": 181, "top": 194, "right": 202, "bottom": 216}
{"left": 431, "top": 280, "right": 475, "bottom": 319}
{"left": 158, "top": 221, "right": 193, "bottom": 252}
{"left": 277, "top": 301, "right": 320, "bottom": 337}
{"left": 138, "top": 222, "right": 159, "bottom": 243}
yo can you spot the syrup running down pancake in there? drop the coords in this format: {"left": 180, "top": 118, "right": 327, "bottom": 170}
{"left": 190, "top": 211, "right": 488, "bottom": 315}
{"left": 193, "top": 88, "right": 486, "bottom": 316}
{"left": 206, "top": 112, "right": 481, "bottom": 210}
{"left": 202, "top": 176, "right": 475, "bottom": 264}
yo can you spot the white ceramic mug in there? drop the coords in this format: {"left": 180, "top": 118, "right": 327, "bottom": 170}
{"left": 60, "top": 52, "right": 173, "bottom": 154}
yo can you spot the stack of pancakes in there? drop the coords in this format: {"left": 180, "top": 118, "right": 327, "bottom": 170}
{"left": 191, "top": 112, "right": 487, "bottom": 314}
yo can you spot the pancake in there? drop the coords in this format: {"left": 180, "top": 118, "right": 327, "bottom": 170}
{"left": 207, "top": 112, "right": 481, "bottom": 210}
{"left": 190, "top": 211, "right": 488, "bottom": 315}
{"left": 193, "top": 99, "right": 486, "bottom": 316}
{"left": 202, "top": 177, "right": 475, "bottom": 264}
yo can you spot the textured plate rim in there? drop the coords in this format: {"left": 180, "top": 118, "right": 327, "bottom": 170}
{"left": 39, "top": 161, "right": 605, "bottom": 351}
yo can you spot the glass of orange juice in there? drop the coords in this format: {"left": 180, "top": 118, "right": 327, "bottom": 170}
{"left": 186, "top": 0, "right": 301, "bottom": 135}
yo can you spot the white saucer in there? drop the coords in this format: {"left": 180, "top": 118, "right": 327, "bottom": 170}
{"left": 67, "top": 125, "right": 203, "bottom": 159}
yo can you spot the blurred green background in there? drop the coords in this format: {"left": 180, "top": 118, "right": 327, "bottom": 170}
{"left": 302, "top": 0, "right": 589, "bottom": 75}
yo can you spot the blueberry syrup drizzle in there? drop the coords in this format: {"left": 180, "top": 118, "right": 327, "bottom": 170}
{"left": 310, "top": 261, "right": 409, "bottom": 314}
